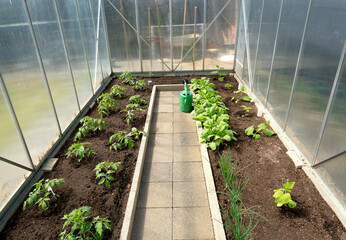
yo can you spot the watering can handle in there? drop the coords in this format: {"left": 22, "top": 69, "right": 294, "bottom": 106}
{"left": 182, "top": 79, "right": 189, "bottom": 103}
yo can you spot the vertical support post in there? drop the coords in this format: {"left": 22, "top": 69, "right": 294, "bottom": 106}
{"left": 94, "top": 0, "right": 102, "bottom": 87}
{"left": 100, "top": 0, "right": 113, "bottom": 74}
{"left": 24, "top": 0, "right": 62, "bottom": 136}
{"left": 148, "top": 7, "right": 152, "bottom": 70}
{"left": 74, "top": 0, "right": 94, "bottom": 95}
{"left": 233, "top": 0, "right": 242, "bottom": 71}
{"left": 202, "top": 0, "right": 207, "bottom": 71}
{"left": 252, "top": 0, "right": 265, "bottom": 92}
{"left": 284, "top": 0, "right": 313, "bottom": 131}
{"left": 265, "top": 0, "right": 284, "bottom": 106}
{"left": 135, "top": 0, "right": 143, "bottom": 72}
{"left": 53, "top": 0, "right": 81, "bottom": 111}
{"left": 0, "top": 74, "right": 35, "bottom": 170}
{"left": 312, "top": 41, "right": 346, "bottom": 165}
{"left": 169, "top": 0, "right": 173, "bottom": 71}
{"left": 180, "top": 0, "right": 188, "bottom": 70}
{"left": 155, "top": 0, "right": 164, "bottom": 71}
{"left": 193, "top": 6, "right": 197, "bottom": 71}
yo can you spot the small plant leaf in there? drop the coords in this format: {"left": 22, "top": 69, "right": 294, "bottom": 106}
{"left": 209, "top": 142, "right": 217, "bottom": 151}
{"left": 242, "top": 96, "right": 252, "bottom": 102}
{"left": 284, "top": 181, "right": 295, "bottom": 189}
{"left": 288, "top": 200, "right": 296, "bottom": 208}
{"left": 263, "top": 129, "right": 275, "bottom": 136}
{"left": 245, "top": 126, "right": 254, "bottom": 136}
{"left": 253, "top": 134, "right": 261, "bottom": 140}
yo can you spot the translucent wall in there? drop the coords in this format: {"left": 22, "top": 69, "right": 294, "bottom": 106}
{"left": 104, "top": 0, "right": 237, "bottom": 72}
{"left": 236, "top": 0, "right": 346, "bottom": 208}
{"left": 0, "top": 0, "right": 110, "bottom": 212}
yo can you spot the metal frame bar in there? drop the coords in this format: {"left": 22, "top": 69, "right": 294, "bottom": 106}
{"left": 74, "top": 0, "right": 94, "bottom": 95}
{"left": 0, "top": 73, "right": 34, "bottom": 170}
{"left": 134, "top": 0, "right": 143, "bottom": 72}
{"left": 174, "top": 0, "right": 232, "bottom": 71}
{"left": 202, "top": 0, "right": 207, "bottom": 71}
{"left": 312, "top": 40, "right": 346, "bottom": 166}
{"left": 284, "top": 0, "right": 313, "bottom": 131}
{"left": 265, "top": 0, "right": 284, "bottom": 106}
{"left": 53, "top": 0, "right": 81, "bottom": 111}
{"left": 252, "top": 0, "right": 265, "bottom": 92}
{"left": 233, "top": 0, "right": 242, "bottom": 71}
{"left": 106, "top": 0, "right": 171, "bottom": 71}
{"left": 24, "top": 0, "right": 62, "bottom": 136}
{"left": 100, "top": 0, "right": 113, "bottom": 73}
{"left": 0, "top": 155, "right": 33, "bottom": 172}
{"left": 169, "top": 0, "right": 173, "bottom": 71}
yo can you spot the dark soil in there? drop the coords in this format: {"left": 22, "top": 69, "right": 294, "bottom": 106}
{"left": 1, "top": 74, "right": 345, "bottom": 240}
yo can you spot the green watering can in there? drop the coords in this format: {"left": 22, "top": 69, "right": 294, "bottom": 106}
{"left": 180, "top": 79, "right": 193, "bottom": 113}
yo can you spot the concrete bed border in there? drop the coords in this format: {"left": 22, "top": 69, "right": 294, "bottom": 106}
{"left": 120, "top": 84, "right": 227, "bottom": 239}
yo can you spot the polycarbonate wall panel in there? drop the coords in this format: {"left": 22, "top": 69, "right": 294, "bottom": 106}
{"left": 316, "top": 153, "right": 346, "bottom": 207}
{"left": 0, "top": 0, "right": 60, "bottom": 165}
{"left": 105, "top": 0, "right": 140, "bottom": 72}
{"left": 56, "top": 0, "right": 93, "bottom": 108}
{"left": 286, "top": 1, "right": 346, "bottom": 161}
{"left": 77, "top": 0, "right": 103, "bottom": 88}
{"left": 266, "top": 0, "right": 309, "bottom": 127}
{"left": 27, "top": 0, "right": 79, "bottom": 131}
{"left": 252, "top": 0, "right": 281, "bottom": 101}
{"left": 316, "top": 58, "right": 346, "bottom": 164}
{"left": 0, "top": 162, "right": 30, "bottom": 211}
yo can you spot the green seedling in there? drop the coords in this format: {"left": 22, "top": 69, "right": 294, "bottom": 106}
{"left": 23, "top": 178, "right": 64, "bottom": 211}
{"left": 74, "top": 116, "right": 106, "bottom": 141}
{"left": 128, "top": 127, "right": 147, "bottom": 140}
{"left": 273, "top": 181, "right": 297, "bottom": 208}
{"left": 66, "top": 142, "right": 96, "bottom": 162}
{"left": 129, "top": 94, "right": 147, "bottom": 106}
{"left": 211, "top": 65, "right": 227, "bottom": 81}
{"left": 245, "top": 120, "right": 275, "bottom": 139}
{"left": 120, "top": 103, "right": 145, "bottom": 125}
{"left": 97, "top": 93, "right": 118, "bottom": 118}
{"left": 241, "top": 105, "right": 252, "bottom": 118}
{"left": 109, "top": 128, "right": 147, "bottom": 151}
{"left": 94, "top": 161, "right": 121, "bottom": 188}
{"left": 224, "top": 83, "right": 232, "bottom": 90}
{"left": 120, "top": 72, "right": 135, "bottom": 85}
{"left": 110, "top": 85, "right": 127, "bottom": 98}
{"left": 232, "top": 86, "right": 252, "bottom": 103}
{"left": 59, "top": 206, "right": 111, "bottom": 240}
{"left": 133, "top": 80, "right": 147, "bottom": 91}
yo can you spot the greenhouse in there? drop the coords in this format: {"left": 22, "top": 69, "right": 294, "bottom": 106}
{"left": 0, "top": 0, "right": 345, "bottom": 239}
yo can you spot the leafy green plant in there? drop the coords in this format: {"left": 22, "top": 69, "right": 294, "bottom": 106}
{"left": 224, "top": 83, "right": 232, "bottom": 90}
{"left": 190, "top": 77, "right": 215, "bottom": 93}
{"left": 241, "top": 105, "right": 252, "bottom": 118}
{"left": 94, "top": 161, "right": 121, "bottom": 188}
{"left": 133, "top": 80, "right": 147, "bottom": 91}
{"left": 211, "top": 65, "right": 227, "bottom": 81}
{"left": 74, "top": 116, "right": 106, "bottom": 141}
{"left": 232, "top": 86, "right": 252, "bottom": 103}
{"left": 245, "top": 120, "right": 275, "bottom": 139}
{"left": 59, "top": 206, "right": 111, "bottom": 240}
{"left": 273, "top": 181, "right": 296, "bottom": 208}
{"left": 97, "top": 93, "right": 118, "bottom": 118}
{"left": 129, "top": 94, "right": 147, "bottom": 106}
{"left": 23, "top": 178, "right": 64, "bottom": 211}
{"left": 110, "top": 85, "right": 127, "bottom": 98}
{"left": 66, "top": 142, "right": 96, "bottom": 162}
{"left": 121, "top": 103, "right": 145, "bottom": 125}
{"left": 120, "top": 72, "right": 135, "bottom": 85}
{"left": 109, "top": 128, "right": 147, "bottom": 151}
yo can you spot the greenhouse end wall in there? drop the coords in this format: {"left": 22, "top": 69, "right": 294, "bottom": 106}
{"left": 235, "top": 0, "right": 346, "bottom": 209}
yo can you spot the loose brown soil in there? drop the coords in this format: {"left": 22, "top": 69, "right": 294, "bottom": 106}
{"left": 1, "top": 74, "right": 345, "bottom": 240}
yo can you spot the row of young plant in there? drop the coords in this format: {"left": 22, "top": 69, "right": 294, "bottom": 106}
{"left": 191, "top": 75, "right": 296, "bottom": 239}
{"left": 22, "top": 73, "right": 148, "bottom": 239}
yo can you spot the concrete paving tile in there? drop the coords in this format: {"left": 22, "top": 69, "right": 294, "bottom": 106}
{"left": 158, "top": 91, "right": 178, "bottom": 97}
{"left": 150, "top": 121, "right": 173, "bottom": 134}
{"left": 173, "top": 207, "right": 214, "bottom": 239}
{"left": 173, "top": 162, "right": 204, "bottom": 182}
{"left": 154, "top": 104, "right": 173, "bottom": 113}
{"left": 155, "top": 97, "right": 174, "bottom": 104}
{"left": 174, "top": 112, "right": 194, "bottom": 122}
{"left": 132, "top": 208, "right": 172, "bottom": 240}
{"left": 173, "top": 181, "right": 208, "bottom": 207}
{"left": 146, "top": 144, "right": 172, "bottom": 162}
{"left": 142, "top": 162, "right": 172, "bottom": 182}
{"left": 152, "top": 112, "right": 173, "bottom": 122}
{"left": 173, "top": 146, "right": 201, "bottom": 162}
{"left": 173, "top": 120, "right": 196, "bottom": 133}
{"left": 149, "top": 134, "right": 172, "bottom": 147}
{"left": 173, "top": 133, "right": 199, "bottom": 146}
{"left": 138, "top": 182, "right": 172, "bottom": 208}
{"left": 173, "top": 103, "right": 182, "bottom": 112}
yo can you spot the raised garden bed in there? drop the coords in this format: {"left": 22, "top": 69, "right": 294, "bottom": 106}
{"left": 0, "top": 74, "right": 344, "bottom": 240}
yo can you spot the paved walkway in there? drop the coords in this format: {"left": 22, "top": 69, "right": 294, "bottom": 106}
{"left": 131, "top": 90, "right": 215, "bottom": 240}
